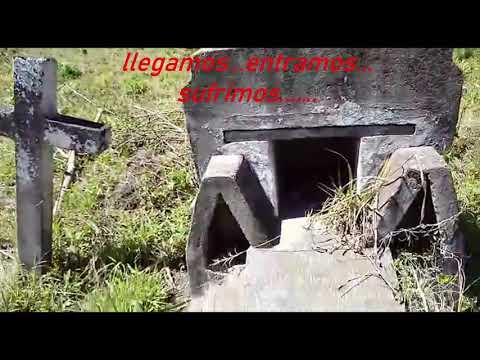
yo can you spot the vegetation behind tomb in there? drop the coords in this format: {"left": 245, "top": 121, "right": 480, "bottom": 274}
{"left": 447, "top": 48, "right": 480, "bottom": 308}
{"left": 0, "top": 48, "right": 479, "bottom": 311}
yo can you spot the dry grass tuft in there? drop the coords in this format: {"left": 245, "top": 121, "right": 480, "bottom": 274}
{"left": 307, "top": 151, "right": 476, "bottom": 312}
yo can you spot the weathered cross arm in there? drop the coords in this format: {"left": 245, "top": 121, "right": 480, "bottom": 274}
{"left": 45, "top": 114, "right": 111, "bottom": 154}
{"left": 0, "top": 106, "right": 14, "bottom": 137}
{"left": 0, "top": 107, "right": 111, "bottom": 154}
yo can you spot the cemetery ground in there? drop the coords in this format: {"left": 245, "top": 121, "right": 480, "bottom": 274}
{"left": 0, "top": 48, "right": 479, "bottom": 312}
{"left": 0, "top": 48, "right": 196, "bottom": 311}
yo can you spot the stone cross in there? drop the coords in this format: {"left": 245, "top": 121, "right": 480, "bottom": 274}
{"left": 0, "top": 57, "right": 111, "bottom": 272}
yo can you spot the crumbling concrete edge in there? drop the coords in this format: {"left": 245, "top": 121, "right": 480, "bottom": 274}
{"left": 375, "top": 146, "right": 466, "bottom": 274}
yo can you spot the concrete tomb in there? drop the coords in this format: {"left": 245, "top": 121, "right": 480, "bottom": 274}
{"left": 183, "top": 48, "right": 465, "bottom": 310}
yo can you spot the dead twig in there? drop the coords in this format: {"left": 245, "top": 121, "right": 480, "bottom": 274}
{"left": 64, "top": 85, "right": 115, "bottom": 115}
{"left": 412, "top": 269, "right": 430, "bottom": 312}
{"left": 53, "top": 150, "right": 75, "bottom": 217}
{"left": 53, "top": 108, "right": 103, "bottom": 217}
{"left": 0, "top": 249, "right": 14, "bottom": 260}
{"left": 364, "top": 253, "right": 398, "bottom": 296}
{"left": 338, "top": 272, "right": 375, "bottom": 297}
{"left": 414, "top": 155, "right": 427, "bottom": 224}
{"left": 210, "top": 236, "right": 280, "bottom": 268}
{"left": 163, "top": 267, "right": 176, "bottom": 291}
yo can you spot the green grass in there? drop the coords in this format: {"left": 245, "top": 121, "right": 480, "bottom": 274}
{"left": 59, "top": 63, "right": 83, "bottom": 81}
{"left": 0, "top": 48, "right": 196, "bottom": 311}
{"left": 81, "top": 264, "right": 182, "bottom": 312}
{"left": 0, "top": 269, "right": 85, "bottom": 312}
{"left": 447, "top": 49, "right": 480, "bottom": 302}
{"left": 0, "top": 261, "right": 183, "bottom": 312}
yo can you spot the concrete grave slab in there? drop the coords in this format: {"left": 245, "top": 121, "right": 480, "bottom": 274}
{"left": 188, "top": 217, "right": 403, "bottom": 312}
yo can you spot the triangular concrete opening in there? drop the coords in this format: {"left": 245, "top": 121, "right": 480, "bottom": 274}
{"left": 206, "top": 194, "right": 250, "bottom": 270}
{"left": 390, "top": 182, "right": 437, "bottom": 258}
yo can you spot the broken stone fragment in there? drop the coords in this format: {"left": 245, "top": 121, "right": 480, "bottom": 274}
{"left": 376, "top": 164, "right": 424, "bottom": 243}
{"left": 220, "top": 141, "right": 279, "bottom": 217}
{"left": 375, "top": 146, "right": 466, "bottom": 274}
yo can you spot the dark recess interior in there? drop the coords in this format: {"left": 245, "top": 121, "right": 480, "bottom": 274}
{"left": 206, "top": 194, "right": 250, "bottom": 269}
{"left": 274, "top": 137, "right": 360, "bottom": 220}
{"left": 390, "top": 183, "right": 437, "bottom": 258}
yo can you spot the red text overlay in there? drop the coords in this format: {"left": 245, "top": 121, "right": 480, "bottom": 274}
{"left": 122, "top": 51, "right": 374, "bottom": 103}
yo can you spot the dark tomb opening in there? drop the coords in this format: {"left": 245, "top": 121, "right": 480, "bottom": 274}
{"left": 206, "top": 194, "right": 250, "bottom": 270}
{"left": 274, "top": 137, "right": 359, "bottom": 220}
{"left": 390, "top": 182, "right": 437, "bottom": 258}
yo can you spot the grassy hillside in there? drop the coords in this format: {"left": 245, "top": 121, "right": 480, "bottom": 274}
{"left": 0, "top": 48, "right": 479, "bottom": 311}
{"left": 0, "top": 48, "right": 197, "bottom": 311}
{"left": 448, "top": 49, "right": 480, "bottom": 302}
